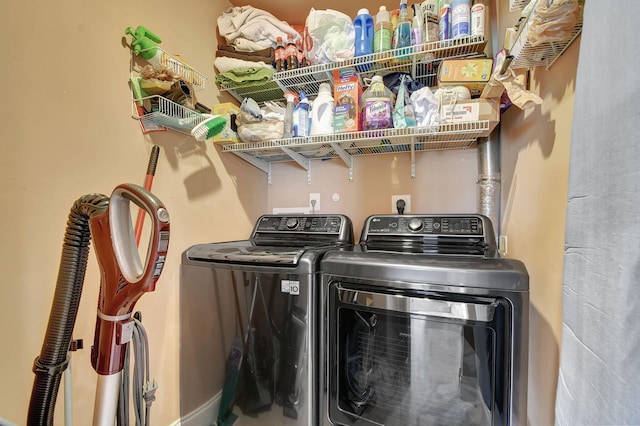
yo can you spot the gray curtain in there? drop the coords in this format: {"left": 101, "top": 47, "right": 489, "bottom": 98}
{"left": 555, "top": 1, "right": 640, "bottom": 425}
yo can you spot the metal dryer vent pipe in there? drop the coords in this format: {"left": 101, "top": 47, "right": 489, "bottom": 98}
{"left": 477, "top": 125, "right": 501, "bottom": 242}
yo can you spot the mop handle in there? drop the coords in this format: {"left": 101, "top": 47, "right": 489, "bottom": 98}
{"left": 134, "top": 146, "right": 160, "bottom": 245}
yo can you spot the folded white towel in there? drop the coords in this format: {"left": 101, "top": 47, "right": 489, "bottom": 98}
{"left": 217, "top": 6, "right": 301, "bottom": 52}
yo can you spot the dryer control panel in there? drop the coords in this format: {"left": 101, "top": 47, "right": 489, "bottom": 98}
{"left": 365, "top": 215, "right": 483, "bottom": 236}
{"left": 361, "top": 214, "right": 496, "bottom": 251}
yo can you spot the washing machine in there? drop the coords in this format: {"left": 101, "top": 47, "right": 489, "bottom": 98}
{"left": 180, "top": 214, "right": 353, "bottom": 426}
{"left": 321, "top": 214, "right": 528, "bottom": 426}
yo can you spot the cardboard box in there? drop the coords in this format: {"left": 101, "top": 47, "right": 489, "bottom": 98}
{"left": 332, "top": 68, "right": 362, "bottom": 133}
{"left": 212, "top": 102, "right": 240, "bottom": 143}
{"left": 438, "top": 58, "right": 494, "bottom": 97}
{"left": 439, "top": 98, "right": 499, "bottom": 126}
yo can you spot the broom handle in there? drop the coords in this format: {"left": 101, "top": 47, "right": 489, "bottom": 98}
{"left": 134, "top": 146, "right": 160, "bottom": 246}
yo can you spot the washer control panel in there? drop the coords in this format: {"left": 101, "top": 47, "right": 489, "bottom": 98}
{"left": 251, "top": 215, "right": 353, "bottom": 243}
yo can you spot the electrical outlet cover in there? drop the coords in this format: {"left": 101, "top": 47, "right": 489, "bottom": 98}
{"left": 309, "top": 193, "right": 321, "bottom": 212}
{"left": 391, "top": 195, "right": 411, "bottom": 213}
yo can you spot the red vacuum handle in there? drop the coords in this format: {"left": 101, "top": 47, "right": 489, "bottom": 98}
{"left": 90, "top": 183, "right": 170, "bottom": 375}
{"left": 135, "top": 146, "right": 160, "bottom": 245}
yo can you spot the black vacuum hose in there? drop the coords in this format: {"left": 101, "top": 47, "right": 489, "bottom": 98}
{"left": 27, "top": 193, "right": 109, "bottom": 425}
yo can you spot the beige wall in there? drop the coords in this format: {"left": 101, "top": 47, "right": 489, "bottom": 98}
{"left": 267, "top": 148, "right": 479, "bottom": 238}
{"left": 497, "top": 4, "right": 578, "bottom": 426}
{"left": 0, "top": 0, "right": 267, "bottom": 424}
{"left": 500, "top": 51, "right": 578, "bottom": 425}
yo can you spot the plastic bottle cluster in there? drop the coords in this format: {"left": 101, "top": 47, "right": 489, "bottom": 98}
{"left": 355, "top": 0, "right": 487, "bottom": 61}
{"left": 274, "top": 34, "right": 306, "bottom": 72}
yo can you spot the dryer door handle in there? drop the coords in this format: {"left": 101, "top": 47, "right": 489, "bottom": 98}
{"left": 338, "top": 288, "right": 498, "bottom": 322}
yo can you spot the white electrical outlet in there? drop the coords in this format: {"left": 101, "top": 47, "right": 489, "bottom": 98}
{"left": 309, "top": 193, "right": 321, "bottom": 212}
{"left": 391, "top": 195, "right": 411, "bottom": 213}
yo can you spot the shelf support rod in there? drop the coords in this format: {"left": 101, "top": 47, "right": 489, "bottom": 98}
{"left": 233, "top": 152, "right": 272, "bottom": 184}
{"left": 329, "top": 142, "right": 354, "bottom": 182}
{"left": 410, "top": 137, "right": 416, "bottom": 179}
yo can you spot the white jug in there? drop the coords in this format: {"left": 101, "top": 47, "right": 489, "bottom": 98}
{"left": 310, "top": 83, "right": 335, "bottom": 136}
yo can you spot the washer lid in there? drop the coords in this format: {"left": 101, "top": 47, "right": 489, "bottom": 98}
{"left": 184, "top": 240, "right": 309, "bottom": 266}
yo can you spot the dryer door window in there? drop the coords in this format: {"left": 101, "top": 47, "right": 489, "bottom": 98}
{"left": 327, "top": 282, "right": 511, "bottom": 426}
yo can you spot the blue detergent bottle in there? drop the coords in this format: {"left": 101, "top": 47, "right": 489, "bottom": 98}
{"left": 354, "top": 9, "right": 374, "bottom": 57}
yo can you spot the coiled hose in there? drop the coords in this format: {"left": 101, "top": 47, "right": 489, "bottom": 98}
{"left": 27, "top": 193, "right": 109, "bottom": 425}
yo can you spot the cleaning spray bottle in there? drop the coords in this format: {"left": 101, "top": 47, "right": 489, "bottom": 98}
{"left": 283, "top": 91, "right": 298, "bottom": 138}
{"left": 292, "top": 92, "right": 310, "bottom": 138}
{"left": 393, "top": 0, "right": 412, "bottom": 62}
{"left": 125, "top": 26, "right": 165, "bottom": 66}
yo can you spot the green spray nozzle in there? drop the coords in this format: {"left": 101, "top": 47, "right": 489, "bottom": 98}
{"left": 125, "top": 26, "right": 162, "bottom": 60}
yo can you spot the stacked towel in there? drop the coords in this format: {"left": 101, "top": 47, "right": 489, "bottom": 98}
{"left": 216, "top": 43, "right": 275, "bottom": 65}
{"left": 217, "top": 6, "right": 301, "bottom": 52}
{"left": 214, "top": 57, "right": 274, "bottom": 87}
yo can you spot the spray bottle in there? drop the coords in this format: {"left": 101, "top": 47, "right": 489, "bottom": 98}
{"left": 283, "top": 91, "right": 298, "bottom": 138}
{"left": 125, "top": 26, "right": 165, "bottom": 67}
{"left": 293, "top": 92, "right": 310, "bottom": 138}
{"left": 393, "top": 0, "right": 412, "bottom": 61}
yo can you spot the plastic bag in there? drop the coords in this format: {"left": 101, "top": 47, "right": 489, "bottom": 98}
{"left": 393, "top": 75, "right": 417, "bottom": 129}
{"left": 236, "top": 98, "right": 285, "bottom": 143}
{"left": 527, "top": 0, "right": 581, "bottom": 46}
{"left": 409, "top": 86, "right": 440, "bottom": 127}
{"left": 304, "top": 8, "right": 355, "bottom": 65}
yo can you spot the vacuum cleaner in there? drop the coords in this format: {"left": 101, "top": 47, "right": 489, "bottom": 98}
{"left": 27, "top": 183, "right": 170, "bottom": 425}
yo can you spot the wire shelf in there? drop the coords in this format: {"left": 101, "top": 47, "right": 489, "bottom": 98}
{"left": 220, "top": 121, "right": 491, "bottom": 162}
{"left": 509, "top": 0, "right": 583, "bottom": 70}
{"left": 131, "top": 95, "right": 207, "bottom": 135}
{"left": 215, "top": 36, "right": 494, "bottom": 181}
{"left": 136, "top": 47, "right": 207, "bottom": 91}
{"left": 218, "top": 36, "right": 487, "bottom": 103}
{"left": 510, "top": 0, "right": 532, "bottom": 11}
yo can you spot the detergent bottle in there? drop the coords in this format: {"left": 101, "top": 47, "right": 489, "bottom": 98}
{"left": 354, "top": 9, "right": 374, "bottom": 57}
{"left": 310, "top": 83, "right": 335, "bottom": 136}
{"left": 293, "top": 92, "right": 310, "bottom": 137}
{"left": 374, "top": 6, "right": 393, "bottom": 53}
{"left": 361, "top": 75, "right": 394, "bottom": 130}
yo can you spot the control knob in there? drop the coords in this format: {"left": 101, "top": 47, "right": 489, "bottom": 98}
{"left": 407, "top": 218, "right": 423, "bottom": 232}
{"left": 285, "top": 218, "right": 299, "bottom": 229}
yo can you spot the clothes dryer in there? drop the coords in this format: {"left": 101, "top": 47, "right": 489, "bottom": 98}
{"left": 321, "top": 214, "right": 528, "bottom": 426}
